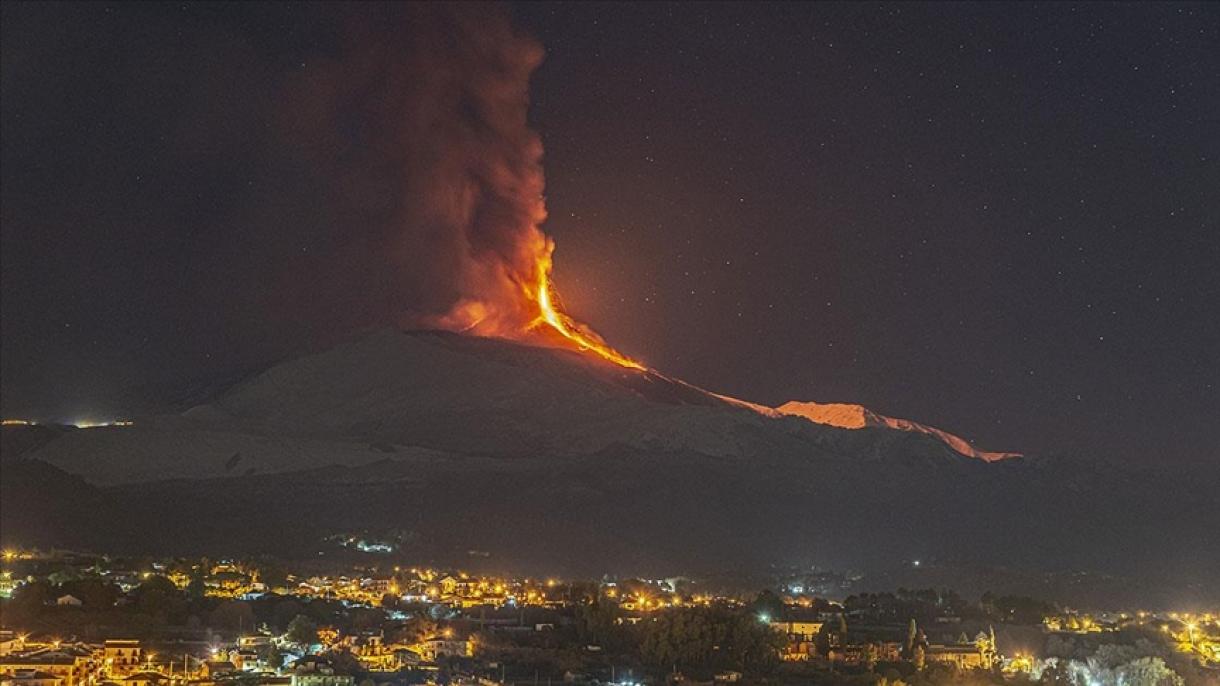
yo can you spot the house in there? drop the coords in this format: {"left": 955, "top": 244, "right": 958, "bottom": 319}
{"left": 201, "top": 661, "right": 236, "bottom": 679}
{"left": 0, "top": 634, "right": 27, "bottom": 658}
{"left": 231, "top": 650, "right": 260, "bottom": 672}
{"left": 827, "top": 645, "right": 862, "bottom": 666}
{"left": 0, "top": 646, "right": 99, "bottom": 686}
{"left": 438, "top": 576, "right": 460, "bottom": 597}
{"left": 827, "top": 641, "right": 902, "bottom": 666}
{"left": 120, "top": 672, "right": 164, "bottom": 686}
{"left": 419, "top": 639, "right": 472, "bottom": 661}
{"left": 878, "top": 641, "right": 903, "bottom": 662}
{"left": 390, "top": 649, "right": 423, "bottom": 670}
{"left": 771, "top": 620, "right": 823, "bottom": 642}
{"left": 289, "top": 658, "right": 354, "bottom": 686}
{"left": 925, "top": 644, "right": 986, "bottom": 670}
{"left": 362, "top": 579, "right": 395, "bottom": 597}
{"left": 102, "top": 641, "right": 141, "bottom": 675}
{"left": 769, "top": 618, "right": 824, "bottom": 661}
{"left": 55, "top": 596, "right": 81, "bottom": 607}
{"left": 0, "top": 669, "right": 64, "bottom": 686}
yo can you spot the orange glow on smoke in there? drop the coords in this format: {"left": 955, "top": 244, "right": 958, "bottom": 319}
{"left": 438, "top": 237, "right": 644, "bottom": 371}
{"left": 528, "top": 249, "right": 645, "bottom": 370}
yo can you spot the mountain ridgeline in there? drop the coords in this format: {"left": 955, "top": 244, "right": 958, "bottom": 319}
{"left": 2, "top": 330, "right": 1215, "bottom": 605}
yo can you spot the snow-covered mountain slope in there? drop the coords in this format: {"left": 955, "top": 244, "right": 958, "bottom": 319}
{"left": 24, "top": 329, "right": 1012, "bottom": 485}
{"left": 199, "top": 329, "right": 824, "bottom": 459}
{"left": 777, "top": 401, "right": 1020, "bottom": 462}
{"left": 8, "top": 329, "right": 1219, "bottom": 595}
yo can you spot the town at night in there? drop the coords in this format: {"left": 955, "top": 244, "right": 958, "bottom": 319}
{"left": 2, "top": 2, "right": 1217, "bottom": 685}
{"left": 1, "top": 547, "right": 1217, "bottom": 686}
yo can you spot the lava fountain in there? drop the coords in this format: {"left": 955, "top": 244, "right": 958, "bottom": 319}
{"left": 414, "top": 6, "right": 642, "bottom": 371}
{"left": 529, "top": 246, "right": 645, "bottom": 370}
{"left": 438, "top": 234, "right": 644, "bottom": 371}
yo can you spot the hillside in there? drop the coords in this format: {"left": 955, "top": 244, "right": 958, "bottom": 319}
{"left": 3, "top": 329, "right": 1216, "bottom": 601}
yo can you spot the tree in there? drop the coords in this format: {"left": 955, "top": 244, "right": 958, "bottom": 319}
{"left": 640, "top": 607, "right": 782, "bottom": 678}
{"left": 862, "top": 642, "right": 879, "bottom": 672}
{"left": 60, "top": 579, "right": 120, "bottom": 609}
{"left": 349, "top": 606, "right": 385, "bottom": 630}
{"left": 272, "top": 599, "right": 304, "bottom": 631}
{"left": 263, "top": 644, "right": 284, "bottom": 670}
{"left": 750, "top": 590, "right": 784, "bottom": 621}
{"left": 906, "top": 619, "right": 918, "bottom": 658}
{"left": 6, "top": 580, "right": 54, "bottom": 623}
{"left": 575, "top": 597, "right": 627, "bottom": 650}
{"left": 187, "top": 570, "right": 206, "bottom": 601}
{"left": 391, "top": 617, "right": 438, "bottom": 644}
{"left": 1115, "top": 657, "right": 1183, "bottom": 686}
{"left": 329, "top": 650, "right": 361, "bottom": 676}
{"left": 258, "top": 565, "right": 289, "bottom": 590}
{"left": 1036, "top": 659, "right": 1070, "bottom": 686}
{"left": 286, "top": 614, "right": 318, "bottom": 648}
{"left": 209, "top": 601, "right": 256, "bottom": 632}
{"left": 980, "top": 591, "right": 997, "bottom": 616}
{"left": 990, "top": 594, "right": 1055, "bottom": 625}
{"left": 133, "top": 575, "right": 187, "bottom": 624}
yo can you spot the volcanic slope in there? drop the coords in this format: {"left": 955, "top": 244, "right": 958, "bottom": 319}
{"left": 9, "top": 329, "right": 1216, "bottom": 594}
{"left": 26, "top": 329, "right": 1004, "bottom": 485}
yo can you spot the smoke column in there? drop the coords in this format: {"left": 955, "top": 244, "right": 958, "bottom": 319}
{"left": 273, "top": 3, "right": 593, "bottom": 346}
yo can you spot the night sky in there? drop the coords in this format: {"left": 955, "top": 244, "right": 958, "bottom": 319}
{"left": 2, "top": 2, "right": 1217, "bottom": 465}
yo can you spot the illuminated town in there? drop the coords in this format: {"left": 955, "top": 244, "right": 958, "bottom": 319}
{"left": 0, "top": 548, "right": 1215, "bottom": 686}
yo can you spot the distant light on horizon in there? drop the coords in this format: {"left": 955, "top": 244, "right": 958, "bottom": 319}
{"left": 70, "top": 419, "right": 134, "bottom": 429}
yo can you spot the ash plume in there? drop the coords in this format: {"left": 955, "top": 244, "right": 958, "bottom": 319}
{"left": 0, "top": 1, "right": 627, "bottom": 412}
{"left": 272, "top": 3, "right": 554, "bottom": 339}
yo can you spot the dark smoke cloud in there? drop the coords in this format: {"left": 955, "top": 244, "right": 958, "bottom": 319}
{"left": 0, "top": 2, "right": 554, "bottom": 413}
{"left": 269, "top": 3, "right": 552, "bottom": 337}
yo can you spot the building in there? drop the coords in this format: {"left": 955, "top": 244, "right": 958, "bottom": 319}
{"left": 770, "top": 619, "right": 824, "bottom": 661}
{"left": 119, "top": 672, "right": 164, "bottom": 686}
{"left": 289, "top": 659, "right": 354, "bottom": 686}
{"left": 827, "top": 640, "right": 903, "bottom": 667}
{"left": 389, "top": 650, "right": 422, "bottom": 671}
{"left": 0, "top": 634, "right": 27, "bottom": 658}
{"left": 769, "top": 620, "right": 823, "bottom": 643}
{"left": 230, "top": 650, "right": 260, "bottom": 672}
{"left": 0, "top": 646, "right": 99, "bottom": 686}
{"left": 236, "top": 637, "right": 272, "bottom": 651}
{"left": 1, "top": 669, "right": 64, "bottom": 686}
{"left": 419, "top": 639, "right": 473, "bottom": 661}
{"left": 201, "top": 662, "right": 235, "bottom": 679}
{"left": 102, "top": 642, "right": 141, "bottom": 676}
{"left": 925, "top": 645, "right": 987, "bottom": 670}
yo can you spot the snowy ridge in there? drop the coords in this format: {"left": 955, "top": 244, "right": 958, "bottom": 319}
{"left": 776, "top": 400, "right": 1020, "bottom": 462}
{"left": 23, "top": 329, "right": 1019, "bottom": 485}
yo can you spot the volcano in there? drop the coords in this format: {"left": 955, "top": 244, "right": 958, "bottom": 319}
{"left": 13, "top": 329, "right": 1013, "bottom": 485}
{"left": 3, "top": 329, "right": 1217, "bottom": 603}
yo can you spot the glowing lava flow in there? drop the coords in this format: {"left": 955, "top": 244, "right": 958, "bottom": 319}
{"left": 529, "top": 255, "right": 645, "bottom": 371}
